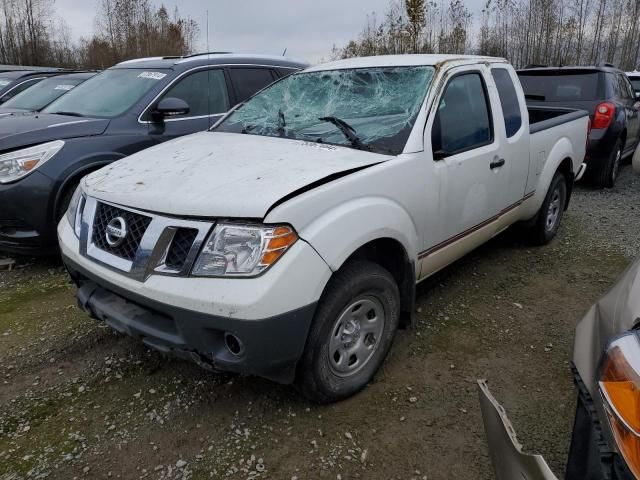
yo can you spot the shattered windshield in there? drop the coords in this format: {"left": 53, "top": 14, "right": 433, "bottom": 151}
{"left": 213, "top": 66, "right": 435, "bottom": 155}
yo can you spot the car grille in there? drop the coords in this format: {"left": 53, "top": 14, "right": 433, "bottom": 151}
{"left": 92, "top": 203, "right": 152, "bottom": 261}
{"left": 165, "top": 228, "right": 198, "bottom": 271}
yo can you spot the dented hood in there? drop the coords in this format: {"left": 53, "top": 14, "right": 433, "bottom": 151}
{"left": 573, "top": 257, "right": 640, "bottom": 397}
{"left": 84, "top": 132, "right": 391, "bottom": 218}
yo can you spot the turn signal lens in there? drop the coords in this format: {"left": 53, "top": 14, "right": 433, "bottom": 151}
{"left": 599, "top": 334, "right": 640, "bottom": 478}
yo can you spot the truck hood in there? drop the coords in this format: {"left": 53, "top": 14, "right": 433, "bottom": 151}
{"left": 84, "top": 132, "right": 391, "bottom": 218}
{"left": 0, "top": 113, "right": 109, "bottom": 151}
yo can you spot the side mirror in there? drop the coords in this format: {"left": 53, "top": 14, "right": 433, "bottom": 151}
{"left": 633, "top": 144, "right": 640, "bottom": 175}
{"left": 152, "top": 97, "right": 189, "bottom": 119}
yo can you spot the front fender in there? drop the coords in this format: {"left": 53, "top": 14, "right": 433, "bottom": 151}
{"left": 298, "top": 196, "right": 419, "bottom": 272}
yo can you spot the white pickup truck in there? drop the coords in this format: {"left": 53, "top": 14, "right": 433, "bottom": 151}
{"left": 59, "top": 55, "right": 590, "bottom": 403}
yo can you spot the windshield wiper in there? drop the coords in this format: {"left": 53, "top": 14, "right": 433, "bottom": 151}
{"left": 50, "top": 111, "right": 85, "bottom": 117}
{"left": 318, "top": 116, "right": 369, "bottom": 151}
{"left": 277, "top": 109, "right": 286, "bottom": 135}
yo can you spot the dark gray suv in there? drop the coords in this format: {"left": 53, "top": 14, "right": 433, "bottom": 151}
{"left": 0, "top": 53, "right": 308, "bottom": 255}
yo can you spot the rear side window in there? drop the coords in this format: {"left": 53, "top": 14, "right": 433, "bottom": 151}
{"left": 157, "top": 69, "right": 229, "bottom": 118}
{"left": 432, "top": 73, "right": 493, "bottom": 156}
{"left": 230, "top": 68, "right": 276, "bottom": 103}
{"left": 630, "top": 77, "right": 640, "bottom": 92}
{"left": 491, "top": 68, "right": 522, "bottom": 137}
{"left": 518, "top": 72, "right": 601, "bottom": 101}
{"left": 617, "top": 74, "right": 634, "bottom": 99}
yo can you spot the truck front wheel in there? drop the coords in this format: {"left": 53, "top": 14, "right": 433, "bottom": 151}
{"left": 526, "top": 171, "right": 567, "bottom": 245}
{"left": 296, "top": 260, "right": 400, "bottom": 403}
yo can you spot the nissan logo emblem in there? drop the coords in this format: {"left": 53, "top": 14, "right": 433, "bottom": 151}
{"left": 105, "top": 217, "right": 128, "bottom": 247}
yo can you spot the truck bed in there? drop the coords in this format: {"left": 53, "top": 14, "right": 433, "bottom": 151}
{"left": 528, "top": 106, "right": 589, "bottom": 134}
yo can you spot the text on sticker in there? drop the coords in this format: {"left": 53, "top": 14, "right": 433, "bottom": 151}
{"left": 138, "top": 72, "right": 167, "bottom": 80}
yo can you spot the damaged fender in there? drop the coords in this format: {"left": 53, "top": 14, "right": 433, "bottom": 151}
{"left": 478, "top": 380, "right": 559, "bottom": 480}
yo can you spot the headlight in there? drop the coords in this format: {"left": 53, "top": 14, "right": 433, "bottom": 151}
{"left": 598, "top": 332, "right": 640, "bottom": 477}
{"left": 65, "top": 186, "right": 85, "bottom": 238}
{"left": 192, "top": 223, "right": 298, "bottom": 277}
{"left": 0, "top": 140, "right": 64, "bottom": 183}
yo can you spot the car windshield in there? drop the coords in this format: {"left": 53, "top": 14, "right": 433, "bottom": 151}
{"left": 213, "top": 66, "right": 435, "bottom": 155}
{"left": 3, "top": 76, "right": 88, "bottom": 111}
{"left": 42, "top": 68, "right": 169, "bottom": 118}
{"left": 518, "top": 71, "right": 601, "bottom": 102}
{"left": 630, "top": 78, "right": 640, "bottom": 92}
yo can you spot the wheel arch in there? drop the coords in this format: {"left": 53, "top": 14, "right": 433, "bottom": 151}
{"left": 53, "top": 154, "right": 125, "bottom": 219}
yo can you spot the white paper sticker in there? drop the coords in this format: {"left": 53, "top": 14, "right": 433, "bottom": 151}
{"left": 54, "top": 84, "right": 75, "bottom": 91}
{"left": 138, "top": 71, "right": 167, "bottom": 80}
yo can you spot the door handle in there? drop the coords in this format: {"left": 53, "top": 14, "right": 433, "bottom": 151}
{"left": 490, "top": 158, "right": 506, "bottom": 169}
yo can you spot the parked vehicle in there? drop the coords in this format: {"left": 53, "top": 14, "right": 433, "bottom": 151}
{"left": 518, "top": 65, "right": 640, "bottom": 188}
{"left": 0, "top": 53, "right": 307, "bottom": 254}
{"left": 0, "top": 68, "right": 65, "bottom": 104}
{"left": 627, "top": 70, "right": 640, "bottom": 98}
{"left": 0, "top": 72, "right": 97, "bottom": 116}
{"left": 58, "top": 55, "right": 590, "bottom": 403}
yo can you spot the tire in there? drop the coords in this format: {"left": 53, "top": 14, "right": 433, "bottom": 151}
{"left": 56, "top": 182, "right": 78, "bottom": 223}
{"left": 526, "top": 171, "right": 567, "bottom": 246}
{"left": 296, "top": 260, "right": 400, "bottom": 403}
{"left": 595, "top": 138, "right": 622, "bottom": 188}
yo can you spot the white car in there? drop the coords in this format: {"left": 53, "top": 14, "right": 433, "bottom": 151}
{"left": 59, "top": 55, "right": 590, "bottom": 402}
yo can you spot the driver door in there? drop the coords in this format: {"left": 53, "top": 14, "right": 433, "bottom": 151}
{"left": 421, "top": 66, "right": 507, "bottom": 277}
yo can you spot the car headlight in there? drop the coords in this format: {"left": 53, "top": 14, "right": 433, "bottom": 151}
{"left": 65, "top": 186, "right": 85, "bottom": 238}
{"left": 598, "top": 332, "right": 640, "bottom": 477}
{"left": 192, "top": 223, "right": 298, "bottom": 277}
{"left": 0, "top": 140, "right": 65, "bottom": 184}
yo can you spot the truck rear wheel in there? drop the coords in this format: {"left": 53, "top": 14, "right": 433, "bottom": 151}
{"left": 296, "top": 260, "right": 400, "bottom": 403}
{"left": 526, "top": 171, "right": 567, "bottom": 246}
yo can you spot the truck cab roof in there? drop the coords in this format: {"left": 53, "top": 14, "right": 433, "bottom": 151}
{"left": 305, "top": 54, "right": 507, "bottom": 72}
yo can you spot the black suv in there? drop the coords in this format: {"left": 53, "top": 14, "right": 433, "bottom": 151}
{"left": 0, "top": 53, "right": 307, "bottom": 254}
{"left": 0, "top": 68, "right": 66, "bottom": 104}
{"left": 627, "top": 71, "right": 640, "bottom": 98}
{"left": 518, "top": 65, "right": 640, "bottom": 187}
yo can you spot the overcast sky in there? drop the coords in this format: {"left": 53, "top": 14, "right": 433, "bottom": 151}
{"left": 55, "top": 0, "right": 485, "bottom": 64}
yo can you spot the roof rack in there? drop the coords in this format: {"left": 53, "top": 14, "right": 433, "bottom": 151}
{"left": 599, "top": 62, "right": 616, "bottom": 68}
{"left": 523, "top": 64, "right": 548, "bottom": 69}
{"left": 183, "top": 52, "right": 232, "bottom": 58}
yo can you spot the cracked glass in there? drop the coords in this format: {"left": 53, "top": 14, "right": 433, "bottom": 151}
{"left": 213, "top": 66, "right": 435, "bottom": 155}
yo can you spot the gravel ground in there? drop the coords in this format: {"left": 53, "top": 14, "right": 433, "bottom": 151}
{"left": 0, "top": 166, "right": 637, "bottom": 480}
{"left": 572, "top": 164, "right": 640, "bottom": 258}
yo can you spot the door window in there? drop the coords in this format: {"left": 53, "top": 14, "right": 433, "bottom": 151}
{"left": 432, "top": 73, "right": 493, "bottom": 156}
{"left": 229, "top": 68, "right": 276, "bottom": 103}
{"left": 154, "top": 69, "right": 229, "bottom": 119}
{"left": 491, "top": 68, "right": 522, "bottom": 138}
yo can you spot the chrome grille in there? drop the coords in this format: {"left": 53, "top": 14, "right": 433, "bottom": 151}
{"left": 165, "top": 228, "right": 198, "bottom": 271}
{"left": 92, "top": 203, "right": 152, "bottom": 261}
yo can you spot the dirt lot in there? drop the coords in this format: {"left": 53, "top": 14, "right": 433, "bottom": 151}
{"left": 1, "top": 166, "right": 637, "bottom": 480}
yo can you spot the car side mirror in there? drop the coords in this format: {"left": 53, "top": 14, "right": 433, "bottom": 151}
{"left": 633, "top": 144, "right": 640, "bottom": 175}
{"left": 433, "top": 149, "right": 451, "bottom": 160}
{"left": 152, "top": 97, "right": 189, "bottom": 120}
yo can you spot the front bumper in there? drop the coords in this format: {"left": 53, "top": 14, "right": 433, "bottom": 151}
{"left": 0, "top": 171, "right": 58, "bottom": 254}
{"left": 59, "top": 218, "right": 333, "bottom": 383}
{"left": 66, "top": 257, "right": 317, "bottom": 383}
